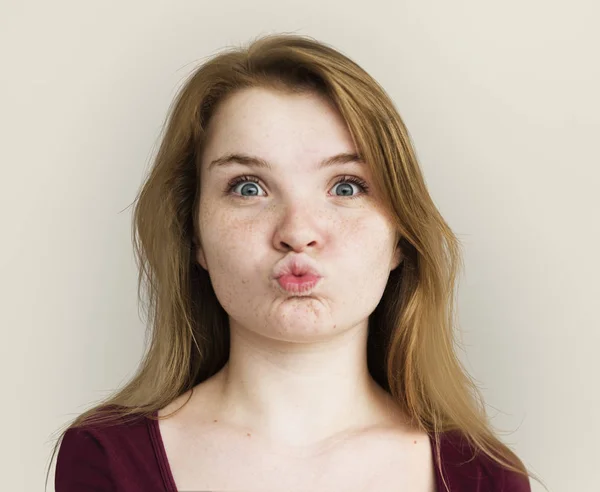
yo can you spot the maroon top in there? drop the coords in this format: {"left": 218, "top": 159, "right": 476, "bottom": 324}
{"left": 55, "top": 408, "right": 531, "bottom": 491}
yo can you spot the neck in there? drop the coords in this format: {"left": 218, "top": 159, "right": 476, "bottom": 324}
{"left": 210, "top": 321, "right": 404, "bottom": 451}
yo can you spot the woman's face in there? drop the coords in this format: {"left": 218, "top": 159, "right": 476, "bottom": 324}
{"left": 196, "top": 87, "right": 402, "bottom": 342}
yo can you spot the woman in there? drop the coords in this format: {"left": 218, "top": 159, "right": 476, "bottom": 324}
{"left": 48, "top": 33, "right": 537, "bottom": 491}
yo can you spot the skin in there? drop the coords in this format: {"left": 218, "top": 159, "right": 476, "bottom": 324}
{"left": 157, "top": 87, "right": 435, "bottom": 491}
{"left": 197, "top": 88, "right": 408, "bottom": 445}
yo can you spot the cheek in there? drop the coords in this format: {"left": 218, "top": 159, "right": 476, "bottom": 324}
{"left": 198, "top": 209, "right": 261, "bottom": 300}
{"left": 200, "top": 198, "right": 394, "bottom": 278}
{"left": 201, "top": 220, "right": 251, "bottom": 275}
{"left": 198, "top": 196, "right": 250, "bottom": 252}
{"left": 338, "top": 216, "right": 397, "bottom": 288}
{"left": 343, "top": 214, "right": 395, "bottom": 255}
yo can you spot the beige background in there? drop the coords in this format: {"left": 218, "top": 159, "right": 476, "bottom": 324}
{"left": 1, "top": 1, "right": 598, "bottom": 491}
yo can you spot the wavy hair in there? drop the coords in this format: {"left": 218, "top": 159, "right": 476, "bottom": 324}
{"left": 46, "top": 32, "right": 540, "bottom": 491}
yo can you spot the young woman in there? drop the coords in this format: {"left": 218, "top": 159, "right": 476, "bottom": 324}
{"left": 48, "top": 33, "right": 537, "bottom": 491}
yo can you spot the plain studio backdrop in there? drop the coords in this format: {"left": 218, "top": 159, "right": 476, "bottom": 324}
{"left": 1, "top": 1, "right": 598, "bottom": 491}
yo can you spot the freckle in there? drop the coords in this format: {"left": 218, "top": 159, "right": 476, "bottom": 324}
{"left": 413, "top": 440, "right": 417, "bottom": 444}
{"left": 213, "top": 419, "right": 218, "bottom": 423}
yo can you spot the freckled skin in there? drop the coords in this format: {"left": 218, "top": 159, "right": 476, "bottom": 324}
{"left": 157, "top": 87, "right": 439, "bottom": 492}
{"left": 195, "top": 86, "right": 402, "bottom": 344}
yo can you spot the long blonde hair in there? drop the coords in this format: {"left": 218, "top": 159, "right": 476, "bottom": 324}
{"left": 46, "top": 32, "right": 540, "bottom": 491}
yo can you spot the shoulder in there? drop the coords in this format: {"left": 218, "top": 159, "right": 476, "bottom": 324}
{"left": 55, "top": 405, "right": 160, "bottom": 492}
{"left": 434, "top": 430, "right": 531, "bottom": 492}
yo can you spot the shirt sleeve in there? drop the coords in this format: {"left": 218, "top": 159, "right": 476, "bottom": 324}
{"left": 502, "top": 467, "right": 532, "bottom": 492}
{"left": 55, "top": 426, "right": 115, "bottom": 492}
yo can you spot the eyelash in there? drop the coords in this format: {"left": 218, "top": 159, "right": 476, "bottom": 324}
{"left": 224, "top": 175, "right": 370, "bottom": 200}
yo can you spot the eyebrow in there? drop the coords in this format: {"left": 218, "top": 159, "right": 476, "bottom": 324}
{"left": 208, "top": 152, "right": 364, "bottom": 172}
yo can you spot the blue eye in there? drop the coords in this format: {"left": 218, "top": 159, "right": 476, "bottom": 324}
{"left": 225, "top": 175, "right": 369, "bottom": 200}
{"left": 331, "top": 176, "right": 369, "bottom": 198}
{"left": 227, "top": 176, "right": 264, "bottom": 197}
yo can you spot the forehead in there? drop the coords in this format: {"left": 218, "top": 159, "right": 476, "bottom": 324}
{"left": 201, "top": 87, "right": 357, "bottom": 166}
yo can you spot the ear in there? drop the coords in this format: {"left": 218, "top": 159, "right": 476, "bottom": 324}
{"left": 193, "top": 236, "right": 208, "bottom": 271}
{"left": 390, "top": 241, "right": 404, "bottom": 271}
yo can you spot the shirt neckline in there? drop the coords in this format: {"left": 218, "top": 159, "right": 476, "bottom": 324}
{"left": 147, "top": 409, "right": 178, "bottom": 492}
{"left": 147, "top": 409, "right": 446, "bottom": 492}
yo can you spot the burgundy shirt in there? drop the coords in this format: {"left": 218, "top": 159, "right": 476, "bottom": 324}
{"left": 55, "top": 409, "right": 531, "bottom": 491}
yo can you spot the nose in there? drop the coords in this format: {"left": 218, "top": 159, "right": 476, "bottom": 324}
{"left": 272, "top": 202, "right": 324, "bottom": 253}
